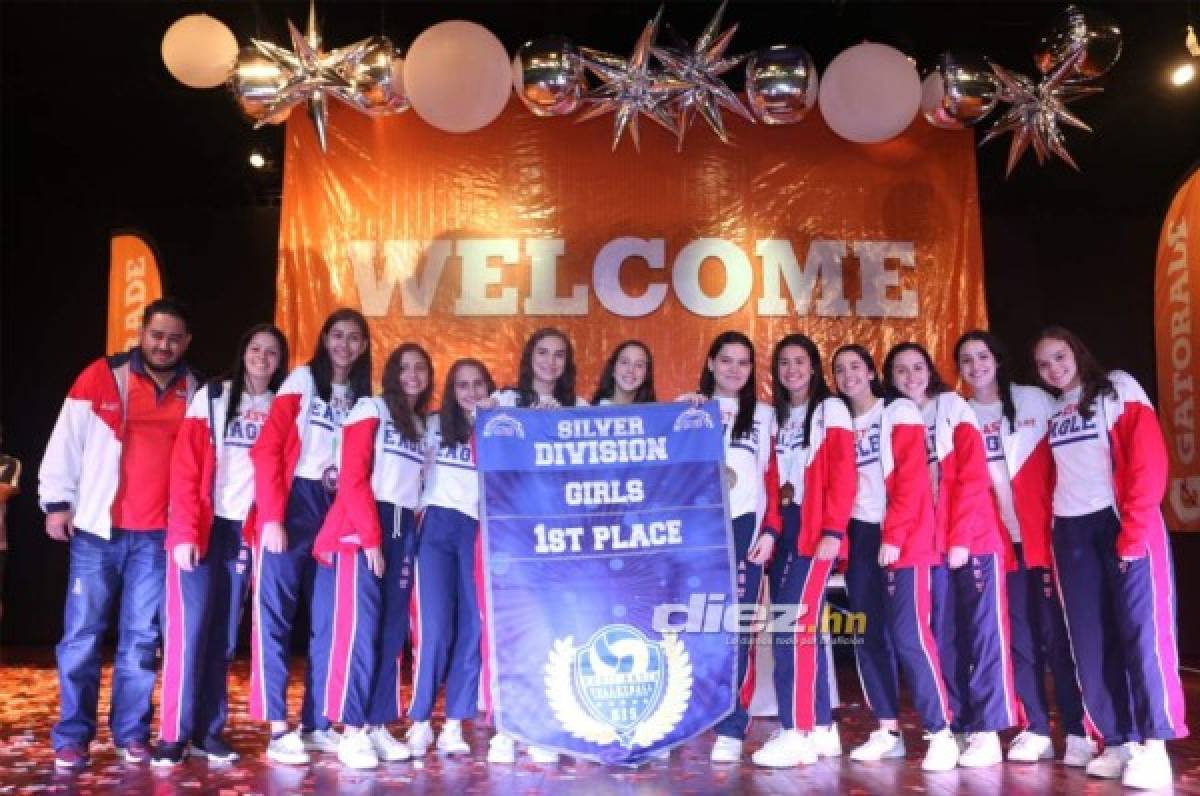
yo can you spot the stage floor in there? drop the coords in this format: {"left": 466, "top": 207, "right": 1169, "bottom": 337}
{"left": 2, "top": 649, "right": 1199, "bottom": 794}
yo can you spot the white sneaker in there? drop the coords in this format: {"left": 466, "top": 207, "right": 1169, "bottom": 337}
{"left": 1085, "top": 742, "right": 1134, "bottom": 779}
{"left": 921, "top": 728, "right": 960, "bottom": 772}
{"left": 266, "top": 731, "right": 310, "bottom": 765}
{"left": 366, "top": 727, "right": 411, "bottom": 762}
{"left": 958, "top": 732, "right": 1002, "bottom": 768}
{"left": 437, "top": 721, "right": 471, "bottom": 755}
{"left": 850, "top": 728, "right": 905, "bottom": 761}
{"left": 811, "top": 724, "right": 842, "bottom": 758}
{"left": 1007, "top": 730, "right": 1054, "bottom": 763}
{"left": 301, "top": 727, "right": 342, "bottom": 754}
{"left": 487, "top": 733, "right": 516, "bottom": 764}
{"left": 337, "top": 731, "right": 379, "bottom": 770}
{"left": 528, "top": 745, "right": 560, "bottom": 764}
{"left": 1063, "top": 734, "right": 1098, "bottom": 767}
{"left": 405, "top": 721, "right": 434, "bottom": 757}
{"left": 752, "top": 729, "right": 817, "bottom": 768}
{"left": 1122, "top": 742, "right": 1173, "bottom": 790}
{"left": 708, "top": 735, "right": 743, "bottom": 763}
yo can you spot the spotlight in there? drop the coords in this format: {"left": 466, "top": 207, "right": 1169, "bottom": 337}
{"left": 1173, "top": 62, "right": 1196, "bottom": 86}
{"left": 249, "top": 151, "right": 266, "bottom": 169}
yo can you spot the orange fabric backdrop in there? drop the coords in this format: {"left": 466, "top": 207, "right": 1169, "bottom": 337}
{"left": 276, "top": 101, "right": 987, "bottom": 402}
{"left": 1155, "top": 167, "right": 1200, "bottom": 529}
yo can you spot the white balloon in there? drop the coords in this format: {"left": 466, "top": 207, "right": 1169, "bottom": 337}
{"left": 403, "top": 20, "right": 511, "bottom": 133}
{"left": 818, "top": 42, "right": 921, "bottom": 144}
{"left": 161, "top": 13, "right": 239, "bottom": 89}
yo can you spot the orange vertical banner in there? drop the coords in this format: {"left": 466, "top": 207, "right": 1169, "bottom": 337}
{"left": 107, "top": 231, "right": 163, "bottom": 356}
{"left": 1157, "top": 167, "right": 1200, "bottom": 530}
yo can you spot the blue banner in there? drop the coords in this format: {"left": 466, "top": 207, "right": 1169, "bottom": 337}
{"left": 476, "top": 401, "right": 737, "bottom": 766}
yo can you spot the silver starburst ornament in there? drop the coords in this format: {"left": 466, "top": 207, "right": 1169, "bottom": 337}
{"left": 981, "top": 48, "right": 1100, "bottom": 178}
{"left": 249, "top": 1, "right": 370, "bottom": 151}
{"left": 651, "top": 1, "right": 755, "bottom": 149}
{"left": 576, "top": 7, "right": 691, "bottom": 151}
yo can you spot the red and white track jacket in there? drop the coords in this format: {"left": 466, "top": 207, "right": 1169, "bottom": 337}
{"left": 718, "top": 398, "right": 781, "bottom": 536}
{"left": 972, "top": 385, "right": 1056, "bottom": 569}
{"left": 774, "top": 396, "right": 857, "bottom": 557}
{"left": 39, "top": 352, "right": 198, "bottom": 539}
{"left": 167, "top": 381, "right": 273, "bottom": 557}
{"left": 315, "top": 397, "right": 427, "bottom": 563}
{"left": 926, "top": 392, "right": 1011, "bottom": 561}
{"left": 880, "top": 398, "right": 940, "bottom": 568}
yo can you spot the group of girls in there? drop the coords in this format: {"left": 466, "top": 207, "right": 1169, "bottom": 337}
{"left": 149, "top": 308, "right": 1186, "bottom": 790}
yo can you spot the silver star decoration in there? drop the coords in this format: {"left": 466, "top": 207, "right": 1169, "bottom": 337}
{"left": 576, "top": 7, "right": 692, "bottom": 152}
{"left": 651, "top": 1, "right": 755, "bottom": 149}
{"left": 250, "top": 0, "right": 370, "bottom": 152}
{"left": 980, "top": 47, "right": 1101, "bottom": 178}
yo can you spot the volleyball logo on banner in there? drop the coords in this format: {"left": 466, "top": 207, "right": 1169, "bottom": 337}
{"left": 1155, "top": 167, "right": 1200, "bottom": 530}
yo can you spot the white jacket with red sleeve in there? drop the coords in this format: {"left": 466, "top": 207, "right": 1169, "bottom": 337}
{"left": 880, "top": 397, "right": 940, "bottom": 568}
{"left": 167, "top": 382, "right": 225, "bottom": 557}
{"left": 777, "top": 396, "right": 857, "bottom": 557}
{"left": 249, "top": 366, "right": 315, "bottom": 543}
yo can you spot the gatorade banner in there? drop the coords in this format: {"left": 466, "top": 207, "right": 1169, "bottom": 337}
{"left": 107, "top": 231, "right": 163, "bottom": 356}
{"left": 475, "top": 401, "right": 735, "bottom": 765}
{"left": 276, "top": 102, "right": 987, "bottom": 399}
{"left": 1155, "top": 167, "right": 1200, "bottom": 529}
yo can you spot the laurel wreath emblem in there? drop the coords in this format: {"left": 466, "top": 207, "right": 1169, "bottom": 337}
{"left": 544, "top": 632, "right": 693, "bottom": 748}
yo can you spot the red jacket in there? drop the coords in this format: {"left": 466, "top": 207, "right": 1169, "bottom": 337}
{"left": 314, "top": 402, "right": 384, "bottom": 564}
{"left": 880, "top": 399, "right": 941, "bottom": 568}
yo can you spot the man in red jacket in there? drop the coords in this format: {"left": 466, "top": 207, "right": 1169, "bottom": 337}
{"left": 39, "top": 299, "right": 197, "bottom": 769}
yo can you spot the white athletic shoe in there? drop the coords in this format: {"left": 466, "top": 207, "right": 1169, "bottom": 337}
{"left": 1085, "top": 742, "right": 1134, "bottom": 779}
{"left": 921, "top": 728, "right": 960, "bottom": 772}
{"left": 811, "top": 723, "right": 842, "bottom": 758}
{"left": 957, "top": 732, "right": 1002, "bottom": 768}
{"left": 528, "top": 745, "right": 560, "bottom": 764}
{"left": 301, "top": 727, "right": 342, "bottom": 754}
{"left": 751, "top": 729, "right": 817, "bottom": 768}
{"left": 266, "top": 731, "right": 310, "bottom": 765}
{"left": 1122, "top": 742, "right": 1173, "bottom": 790}
{"left": 709, "top": 735, "right": 744, "bottom": 763}
{"left": 850, "top": 728, "right": 905, "bottom": 761}
{"left": 436, "top": 721, "right": 471, "bottom": 755}
{"left": 405, "top": 721, "right": 434, "bottom": 757}
{"left": 367, "top": 727, "right": 411, "bottom": 762}
{"left": 1062, "top": 734, "right": 1098, "bottom": 767}
{"left": 337, "top": 731, "right": 379, "bottom": 770}
{"left": 1006, "top": 730, "right": 1054, "bottom": 763}
{"left": 486, "top": 733, "right": 516, "bottom": 764}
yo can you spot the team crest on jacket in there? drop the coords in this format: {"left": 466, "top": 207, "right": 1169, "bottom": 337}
{"left": 482, "top": 413, "right": 525, "bottom": 439}
{"left": 545, "top": 625, "right": 692, "bottom": 749}
{"left": 673, "top": 407, "right": 714, "bottom": 432}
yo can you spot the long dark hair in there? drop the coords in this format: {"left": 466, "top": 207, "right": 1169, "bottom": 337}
{"left": 591, "top": 340, "right": 656, "bottom": 404}
{"left": 771, "top": 334, "right": 831, "bottom": 448}
{"left": 1034, "top": 326, "right": 1114, "bottom": 420}
{"left": 699, "top": 331, "right": 757, "bottom": 440}
{"left": 831, "top": 344, "right": 885, "bottom": 411}
{"left": 381, "top": 343, "right": 433, "bottom": 443}
{"left": 440, "top": 358, "right": 496, "bottom": 447}
{"left": 512, "top": 327, "right": 577, "bottom": 408}
{"left": 308, "top": 308, "right": 372, "bottom": 404}
{"left": 954, "top": 330, "right": 1017, "bottom": 432}
{"left": 882, "top": 342, "right": 951, "bottom": 404}
{"left": 222, "top": 323, "right": 289, "bottom": 433}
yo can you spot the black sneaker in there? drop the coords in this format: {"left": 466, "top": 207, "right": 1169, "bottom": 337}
{"left": 150, "top": 741, "right": 187, "bottom": 768}
{"left": 188, "top": 736, "right": 240, "bottom": 763}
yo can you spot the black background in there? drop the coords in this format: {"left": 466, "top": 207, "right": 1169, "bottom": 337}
{"left": 3, "top": 1, "right": 1199, "bottom": 652}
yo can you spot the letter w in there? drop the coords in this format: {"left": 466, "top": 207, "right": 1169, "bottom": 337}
{"left": 348, "top": 239, "right": 453, "bottom": 317}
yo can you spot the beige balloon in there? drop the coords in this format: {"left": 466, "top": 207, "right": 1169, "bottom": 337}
{"left": 403, "top": 20, "right": 512, "bottom": 133}
{"left": 162, "top": 13, "right": 239, "bottom": 89}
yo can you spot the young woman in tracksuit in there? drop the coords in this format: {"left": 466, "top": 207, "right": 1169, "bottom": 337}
{"left": 152, "top": 324, "right": 288, "bottom": 766}
{"left": 676, "top": 331, "right": 779, "bottom": 764}
{"left": 1034, "top": 327, "right": 1188, "bottom": 791}
{"left": 249, "top": 308, "right": 372, "bottom": 765}
{"left": 591, "top": 340, "right": 656, "bottom": 405}
{"left": 751, "top": 334, "right": 856, "bottom": 769}
{"left": 314, "top": 343, "right": 433, "bottom": 769}
{"left": 883, "top": 342, "right": 1019, "bottom": 769}
{"left": 955, "top": 330, "right": 1094, "bottom": 767}
{"left": 406, "top": 359, "right": 497, "bottom": 760}
{"left": 486, "top": 328, "right": 587, "bottom": 765}
{"left": 830, "top": 345, "right": 957, "bottom": 772}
